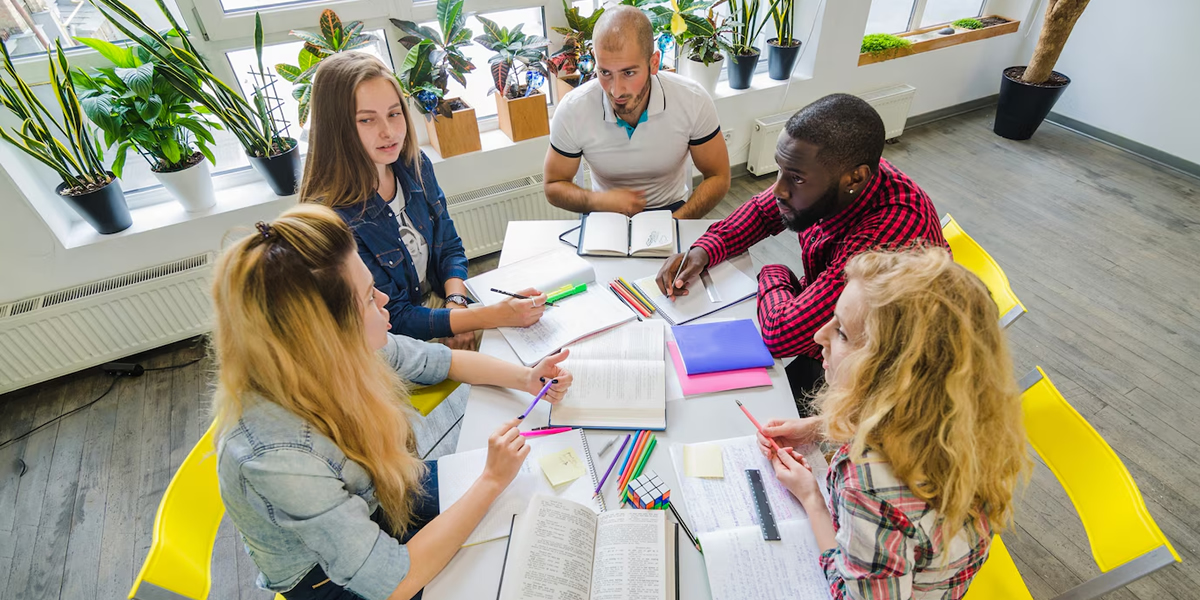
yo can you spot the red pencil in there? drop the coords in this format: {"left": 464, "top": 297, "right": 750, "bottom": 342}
{"left": 736, "top": 399, "right": 782, "bottom": 454}
{"left": 609, "top": 282, "right": 651, "bottom": 317}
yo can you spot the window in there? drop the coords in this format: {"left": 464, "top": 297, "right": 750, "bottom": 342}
{"left": 0, "top": 0, "right": 183, "bottom": 59}
{"left": 865, "top": 0, "right": 985, "bottom": 35}
{"left": 919, "top": 0, "right": 986, "bottom": 28}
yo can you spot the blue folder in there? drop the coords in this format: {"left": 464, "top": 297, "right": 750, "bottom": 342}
{"left": 671, "top": 320, "right": 774, "bottom": 375}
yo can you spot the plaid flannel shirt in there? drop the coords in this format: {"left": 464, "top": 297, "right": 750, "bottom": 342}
{"left": 818, "top": 445, "right": 992, "bottom": 600}
{"left": 691, "top": 159, "right": 947, "bottom": 359}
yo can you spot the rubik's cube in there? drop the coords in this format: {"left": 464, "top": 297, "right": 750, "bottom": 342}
{"left": 626, "top": 470, "right": 670, "bottom": 509}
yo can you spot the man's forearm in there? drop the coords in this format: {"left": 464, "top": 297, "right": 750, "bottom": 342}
{"left": 545, "top": 180, "right": 596, "bottom": 213}
{"left": 673, "top": 174, "right": 730, "bottom": 219}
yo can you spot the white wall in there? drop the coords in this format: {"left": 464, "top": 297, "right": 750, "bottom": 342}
{"left": 1, "top": 0, "right": 1038, "bottom": 303}
{"left": 1020, "top": 0, "right": 1200, "bottom": 166}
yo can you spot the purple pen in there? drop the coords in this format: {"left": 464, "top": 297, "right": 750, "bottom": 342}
{"left": 518, "top": 379, "right": 555, "bottom": 420}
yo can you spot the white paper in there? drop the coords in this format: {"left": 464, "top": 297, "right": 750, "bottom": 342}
{"left": 500, "top": 496, "right": 598, "bottom": 600}
{"left": 498, "top": 289, "right": 636, "bottom": 365}
{"left": 633, "top": 261, "right": 757, "bottom": 326}
{"left": 629, "top": 211, "right": 675, "bottom": 256}
{"left": 580, "top": 212, "right": 632, "bottom": 256}
{"left": 589, "top": 510, "right": 667, "bottom": 600}
{"left": 700, "top": 520, "right": 833, "bottom": 600}
{"left": 466, "top": 249, "right": 596, "bottom": 307}
{"left": 551, "top": 321, "right": 666, "bottom": 429}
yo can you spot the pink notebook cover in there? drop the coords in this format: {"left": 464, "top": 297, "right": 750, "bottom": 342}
{"left": 667, "top": 341, "right": 773, "bottom": 396}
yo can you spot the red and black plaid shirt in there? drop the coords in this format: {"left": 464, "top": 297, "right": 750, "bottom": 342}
{"left": 692, "top": 159, "right": 948, "bottom": 359}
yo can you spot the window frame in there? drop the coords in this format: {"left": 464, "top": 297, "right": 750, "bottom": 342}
{"left": 900, "top": 0, "right": 988, "bottom": 34}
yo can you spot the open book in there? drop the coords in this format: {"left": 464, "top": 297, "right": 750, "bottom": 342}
{"left": 579, "top": 210, "right": 680, "bottom": 257}
{"left": 464, "top": 249, "right": 636, "bottom": 365}
{"left": 497, "top": 495, "right": 678, "bottom": 600}
{"left": 550, "top": 321, "right": 667, "bottom": 430}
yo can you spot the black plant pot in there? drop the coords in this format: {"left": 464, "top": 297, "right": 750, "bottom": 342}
{"left": 767, "top": 39, "right": 801, "bottom": 81}
{"left": 994, "top": 67, "right": 1071, "bottom": 140}
{"left": 55, "top": 175, "right": 131, "bottom": 234}
{"left": 727, "top": 50, "right": 761, "bottom": 90}
{"left": 247, "top": 137, "right": 301, "bottom": 196}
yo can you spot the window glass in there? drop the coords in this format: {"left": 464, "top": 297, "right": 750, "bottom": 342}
{"left": 0, "top": 0, "right": 182, "bottom": 58}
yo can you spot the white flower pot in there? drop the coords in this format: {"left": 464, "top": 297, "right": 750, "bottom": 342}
{"left": 154, "top": 158, "right": 216, "bottom": 213}
{"left": 680, "top": 56, "right": 724, "bottom": 96}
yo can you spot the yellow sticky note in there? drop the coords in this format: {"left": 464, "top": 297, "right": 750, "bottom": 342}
{"left": 539, "top": 448, "right": 586, "bottom": 487}
{"left": 684, "top": 444, "right": 724, "bottom": 478}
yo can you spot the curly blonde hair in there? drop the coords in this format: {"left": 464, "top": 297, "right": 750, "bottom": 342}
{"left": 818, "top": 247, "right": 1028, "bottom": 540}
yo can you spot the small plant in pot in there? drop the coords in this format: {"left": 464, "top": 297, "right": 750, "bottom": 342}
{"left": 0, "top": 41, "right": 132, "bottom": 234}
{"left": 391, "top": 0, "right": 482, "bottom": 158}
{"left": 995, "top": 0, "right": 1090, "bottom": 140}
{"left": 726, "top": 0, "right": 777, "bottom": 90}
{"left": 766, "top": 0, "right": 800, "bottom": 80}
{"left": 475, "top": 16, "right": 552, "bottom": 142}
{"left": 276, "top": 9, "right": 377, "bottom": 127}
{"left": 89, "top": 0, "right": 300, "bottom": 195}
{"left": 549, "top": 0, "right": 603, "bottom": 98}
{"left": 665, "top": 0, "right": 732, "bottom": 95}
{"left": 860, "top": 33, "right": 912, "bottom": 60}
{"left": 71, "top": 36, "right": 222, "bottom": 213}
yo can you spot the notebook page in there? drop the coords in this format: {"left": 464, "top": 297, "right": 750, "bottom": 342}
{"left": 699, "top": 520, "right": 833, "bottom": 600}
{"left": 498, "top": 289, "right": 635, "bottom": 365}
{"left": 499, "top": 496, "right": 598, "bottom": 600}
{"left": 581, "top": 212, "right": 632, "bottom": 256}
{"left": 632, "top": 261, "right": 757, "bottom": 325}
{"left": 590, "top": 510, "right": 667, "bottom": 600}
{"left": 629, "top": 210, "right": 675, "bottom": 256}
{"left": 466, "top": 249, "right": 596, "bottom": 307}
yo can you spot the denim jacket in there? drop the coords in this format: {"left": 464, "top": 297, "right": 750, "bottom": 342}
{"left": 333, "top": 152, "right": 470, "bottom": 341}
{"left": 216, "top": 334, "right": 452, "bottom": 600}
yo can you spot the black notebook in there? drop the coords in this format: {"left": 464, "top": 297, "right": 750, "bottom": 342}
{"left": 576, "top": 210, "right": 681, "bottom": 257}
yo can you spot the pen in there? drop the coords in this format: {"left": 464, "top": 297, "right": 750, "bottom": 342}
{"left": 594, "top": 434, "right": 631, "bottom": 496}
{"left": 669, "top": 255, "right": 687, "bottom": 297}
{"left": 520, "top": 426, "right": 572, "bottom": 437}
{"left": 607, "top": 285, "right": 643, "bottom": 321}
{"left": 735, "top": 399, "right": 781, "bottom": 454}
{"left": 518, "top": 379, "right": 555, "bottom": 420}
{"left": 490, "top": 288, "right": 556, "bottom": 307}
{"left": 598, "top": 436, "right": 619, "bottom": 457}
{"left": 667, "top": 501, "right": 703, "bottom": 553}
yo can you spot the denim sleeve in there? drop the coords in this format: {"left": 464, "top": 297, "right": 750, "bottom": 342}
{"left": 421, "top": 154, "right": 470, "bottom": 283}
{"left": 355, "top": 227, "right": 454, "bottom": 340}
{"left": 381, "top": 333, "right": 452, "bottom": 386}
{"left": 240, "top": 450, "right": 409, "bottom": 600}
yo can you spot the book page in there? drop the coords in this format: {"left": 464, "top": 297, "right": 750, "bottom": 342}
{"left": 551, "top": 321, "right": 667, "bottom": 427}
{"left": 466, "top": 249, "right": 596, "bottom": 307}
{"left": 500, "top": 495, "right": 599, "bottom": 600}
{"left": 699, "top": 520, "right": 833, "bottom": 600}
{"left": 581, "top": 212, "right": 631, "bottom": 256}
{"left": 499, "top": 289, "right": 635, "bottom": 365}
{"left": 589, "top": 510, "right": 667, "bottom": 600}
{"left": 567, "top": 320, "right": 664, "bottom": 362}
{"left": 629, "top": 211, "right": 675, "bottom": 256}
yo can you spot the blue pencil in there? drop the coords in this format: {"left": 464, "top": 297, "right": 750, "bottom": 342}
{"left": 595, "top": 434, "right": 631, "bottom": 496}
{"left": 614, "top": 430, "right": 642, "bottom": 488}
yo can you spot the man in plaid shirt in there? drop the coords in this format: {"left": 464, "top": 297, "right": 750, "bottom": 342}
{"left": 655, "top": 94, "right": 947, "bottom": 401}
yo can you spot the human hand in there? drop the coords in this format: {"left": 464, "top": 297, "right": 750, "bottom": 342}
{"left": 525, "top": 349, "right": 572, "bottom": 403}
{"left": 655, "top": 247, "right": 710, "bottom": 298}
{"left": 441, "top": 331, "right": 477, "bottom": 350}
{"left": 770, "top": 446, "right": 822, "bottom": 505}
{"left": 481, "top": 418, "right": 530, "bottom": 489}
{"left": 490, "top": 287, "right": 546, "bottom": 328}
{"left": 596, "top": 188, "right": 647, "bottom": 217}
{"left": 756, "top": 417, "right": 821, "bottom": 458}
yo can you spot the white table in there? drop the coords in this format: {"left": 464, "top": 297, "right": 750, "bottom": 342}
{"left": 424, "top": 220, "right": 800, "bottom": 600}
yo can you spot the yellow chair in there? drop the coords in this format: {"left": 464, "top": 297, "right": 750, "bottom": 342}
{"left": 129, "top": 421, "right": 285, "bottom": 600}
{"left": 965, "top": 368, "right": 1180, "bottom": 600}
{"left": 941, "top": 213, "right": 1027, "bottom": 328}
{"left": 410, "top": 379, "right": 462, "bottom": 417}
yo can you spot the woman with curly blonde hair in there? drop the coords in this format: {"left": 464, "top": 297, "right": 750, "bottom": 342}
{"left": 758, "top": 247, "right": 1028, "bottom": 600}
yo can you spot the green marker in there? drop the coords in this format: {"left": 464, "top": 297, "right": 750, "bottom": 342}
{"left": 546, "top": 282, "right": 588, "bottom": 304}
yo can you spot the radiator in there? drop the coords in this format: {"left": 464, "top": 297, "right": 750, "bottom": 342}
{"left": 0, "top": 254, "right": 214, "bottom": 394}
{"left": 447, "top": 172, "right": 578, "bottom": 258}
{"left": 746, "top": 84, "right": 918, "bottom": 176}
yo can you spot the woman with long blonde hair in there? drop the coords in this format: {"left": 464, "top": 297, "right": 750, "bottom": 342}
{"left": 301, "top": 52, "right": 540, "bottom": 350}
{"left": 212, "top": 204, "right": 572, "bottom": 600}
{"left": 757, "top": 247, "right": 1027, "bottom": 600}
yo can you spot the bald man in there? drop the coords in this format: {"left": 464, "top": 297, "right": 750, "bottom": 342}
{"left": 543, "top": 6, "right": 730, "bottom": 218}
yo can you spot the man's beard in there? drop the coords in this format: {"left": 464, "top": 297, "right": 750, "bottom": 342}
{"left": 609, "top": 80, "right": 651, "bottom": 122}
{"left": 781, "top": 183, "right": 840, "bottom": 232}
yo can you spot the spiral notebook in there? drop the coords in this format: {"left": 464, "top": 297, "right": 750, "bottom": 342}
{"left": 437, "top": 429, "right": 605, "bottom": 546}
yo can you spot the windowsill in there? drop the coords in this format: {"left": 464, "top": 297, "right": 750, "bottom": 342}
{"left": 859, "top": 17, "right": 1020, "bottom": 66}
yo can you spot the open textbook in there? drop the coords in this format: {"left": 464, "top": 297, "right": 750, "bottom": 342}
{"left": 578, "top": 210, "right": 680, "bottom": 257}
{"left": 670, "top": 436, "right": 833, "bottom": 600}
{"left": 464, "top": 250, "right": 635, "bottom": 365}
{"left": 437, "top": 430, "right": 604, "bottom": 547}
{"left": 550, "top": 320, "right": 667, "bottom": 430}
{"left": 497, "top": 495, "right": 678, "bottom": 600}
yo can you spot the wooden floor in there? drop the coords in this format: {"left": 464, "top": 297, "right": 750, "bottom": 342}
{"left": 2, "top": 108, "right": 1197, "bottom": 599}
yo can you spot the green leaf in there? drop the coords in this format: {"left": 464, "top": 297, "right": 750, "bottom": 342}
{"left": 438, "top": 0, "right": 464, "bottom": 43}
{"left": 111, "top": 141, "right": 130, "bottom": 178}
{"left": 681, "top": 13, "right": 714, "bottom": 37}
{"left": 73, "top": 37, "right": 135, "bottom": 68}
{"left": 136, "top": 95, "right": 163, "bottom": 124}
{"left": 179, "top": 118, "right": 215, "bottom": 143}
{"left": 117, "top": 63, "right": 155, "bottom": 99}
{"left": 276, "top": 63, "right": 303, "bottom": 82}
{"left": 343, "top": 34, "right": 374, "bottom": 51}
{"left": 197, "top": 139, "right": 215, "bottom": 164}
{"left": 290, "top": 29, "right": 335, "bottom": 51}
{"left": 291, "top": 83, "right": 309, "bottom": 101}
{"left": 297, "top": 101, "right": 311, "bottom": 127}
{"left": 299, "top": 45, "right": 321, "bottom": 71}
{"left": 162, "top": 137, "right": 181, "bottom": 164}
{"left": 319, "top": 9, "right": 342, "bottom": 45}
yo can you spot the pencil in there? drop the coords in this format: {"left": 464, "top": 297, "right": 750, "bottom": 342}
{"left": 613, "top": 430, "right": 641, "bottom": 489}
{"left": 619, "top": 434, "right": 653, "bottom": 503}
{"left": 617, "top": 431, "right": 649, "bottom": 496}
{"left": 617, "top": 277, "right": 655, "bottom": 313}
{"left": 610, "top": 283, "right": 650, "bottom": 317}
{"left": 606, "top": 285, "right": 643, "bottom": 321}
{"left": 518, "top": 379, "right": 554, "bottom": 420}
{"left": 669, "top": 256, "right": 687, "bottom": 297}
{"left": 735, "top": 399, "right": 781, "bottom": 454}
{"left": 594, "top": 434, "right": 631, "bottom": 496}
{"left": 489, "top": 288, "right": 556, "bottom": 307}
{"left": 622, "top": 437, "right": 657, "bottom": 503}
{"left": 667, "top": 501, "right": 702, "bottom": 553}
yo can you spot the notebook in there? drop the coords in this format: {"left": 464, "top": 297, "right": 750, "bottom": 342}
{"left": 669, "top": 436, "right": 832, "bottom": 600}
{"left": 549, "top": 321, "right": 667, "bottom": 430}
{"left": 464, "top": 249, "right": 636, "bottom": 365}
{"left": 437, "top": 429, "right": 605, "bottom": 546}
{"left": 577, "top": 210, "right": 681, "bottom": 257}
{"left": 496, "top": 495, "right": 679, "bottom": 600}
{"left": 667, "top": 341, "right": 772, "bottom": 396}
{"left": 672, "top": 319, "right": 774, "bottom": 375}
{"left": 632, "top": 261, "right": 757, "bottom": 325}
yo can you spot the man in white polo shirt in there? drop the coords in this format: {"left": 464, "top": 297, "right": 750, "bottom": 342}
{"left": 543, "top": 6, "right": 730, "bottom": 218}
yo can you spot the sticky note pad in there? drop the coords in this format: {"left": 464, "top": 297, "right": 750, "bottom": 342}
{"left": 538, "top": 448, "right": 586, "bottom": 487}
{"left": 683, "top": 444, "right": 724, "bottom": 478}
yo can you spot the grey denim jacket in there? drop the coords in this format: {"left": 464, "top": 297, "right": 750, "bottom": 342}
{"left": 216, "top": 334, "right": 452, "bottom": 600}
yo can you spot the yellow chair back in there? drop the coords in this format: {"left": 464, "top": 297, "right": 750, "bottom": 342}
{"left": 941, "top": 214, "right": 1026, "bottom": 328}
{"left": 962, "top": 536, "right": 1034, "bottom": 600}
{"left": 410, "top": 379, "right": 462, "bottom": 417}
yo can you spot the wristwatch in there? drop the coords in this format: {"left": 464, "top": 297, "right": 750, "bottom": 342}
{"left": 446, "top": 293, "right": 471, "bottom": 307}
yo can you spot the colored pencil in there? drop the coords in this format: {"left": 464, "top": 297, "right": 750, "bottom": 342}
{"left": 610, "top": 283, "right": 650, "bottom": 317}
{"left": 735, "top": 399, "right": 781, "bottom": 453}
{"left": 622, "top": 437, "right": 657, "bottom": 503}
{"left": 618, "top": 433, "right": 653, "bottom": 503}
{"left": 617, "top": 277, "right": 655, "bottom": 313}
{"left": 594, "top": 434, "right": 631, "bottom": 496}
{"left": 519, "top": 426, "right": 572, "bottom": 437}
{"left": 518, "top": 379, "right": 554, "bottom": 420}
{"left": 617, "top": 431, "right": 650, "bottom": 494}
{"left": 606, "top": 285, "right": 643, "bottom": 321}
{"left": 613, "top": 430, "right": 641, "bottom": 489}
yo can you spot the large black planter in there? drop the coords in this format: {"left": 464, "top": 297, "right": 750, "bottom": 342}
{"left": 727, "top": 50, "right": 761, "bottom": 90}
{"left": 994, "top": 67, "right": 1071, "bottom": 140}
{"left": 56, "top": 175, "right": 131, "bottom": 234}
{"left": 767, "top": 39, "right": 801, "bottom": 81}
{"left": 247, "top": 137, "right": 301, "bottom": 196}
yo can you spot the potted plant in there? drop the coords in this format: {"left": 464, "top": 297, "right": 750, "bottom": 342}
{"left": 474, "top": 16, "right": 552, "bottom": 142}
{"left": 89, "top": 0, "right": 301, "bottom": 195}
{"left": 725, "top": 0, "right": 776, "bottom": 89}
{"left": 995, "top": 0, "right": 1090, "bottom": 140}
{"left": 664, "top": 0, "right": 731, "bottom": 95}
{"left": 549, "top": 0, "right": 603, "bottom": 99}
{"left": 0, "top": 41, "right": 132, "bottom": 234}
{"left": 766, "top": 0, "right": 800, "bottom": 80}
{"left": 860, "top": 33, "right": 913, "bottom": 61}
{"left": 276, "top": 9, "right": 377, "bottom": 127}
{"left": 392, "top": 0, "right": 481, "bottom": 158}
{"left": 71, "top": 37, "right": 222, "bottom": 213}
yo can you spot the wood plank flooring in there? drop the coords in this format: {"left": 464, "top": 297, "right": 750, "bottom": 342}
{"left": 1, "top": 107, "right": 1197, "bottom": 599}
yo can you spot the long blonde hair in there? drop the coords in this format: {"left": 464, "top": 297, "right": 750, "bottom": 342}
{"left": 299, "top": 52, "right": 422, "bottom": 209}
{"left": 818, "top": 247, "right": 1028, "bottom": 540}
{"left": 210, "top": 203, "right": 426, "bottom": 533}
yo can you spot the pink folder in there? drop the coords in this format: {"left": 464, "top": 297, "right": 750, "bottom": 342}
{"left": 667, "top": 341, "right": 773, "bottom": 396}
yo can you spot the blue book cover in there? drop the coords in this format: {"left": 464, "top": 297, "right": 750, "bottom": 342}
{"left": 671, "top": 320, "right": 774, "bottom": 375}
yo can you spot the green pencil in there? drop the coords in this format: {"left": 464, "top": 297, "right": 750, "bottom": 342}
{"left": 622, "top": 437, "right": 657, "bottom": 503}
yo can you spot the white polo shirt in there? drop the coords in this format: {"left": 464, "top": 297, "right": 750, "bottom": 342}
{"left": 549, "top": 71, "right": 722, "bottom": 210}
